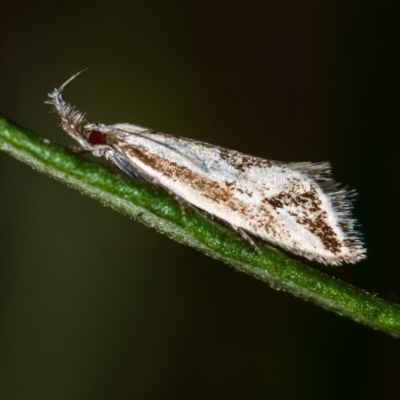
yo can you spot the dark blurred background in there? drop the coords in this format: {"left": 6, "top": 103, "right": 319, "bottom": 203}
{"left": 0, "top": 1, "right": 399, "bottom": 399}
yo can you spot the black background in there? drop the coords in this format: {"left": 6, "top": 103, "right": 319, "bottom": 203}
{"left": 0, "top": 1, "right": 399, "bottom": 399}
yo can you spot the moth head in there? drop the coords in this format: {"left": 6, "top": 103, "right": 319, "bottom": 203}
{"left": 83, "top": 123, "right": 108, "bottom": 145}
{"left": 85, "top": 127, "right": 104, "bottom": 145}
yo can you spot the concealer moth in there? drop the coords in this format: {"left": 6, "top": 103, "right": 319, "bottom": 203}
{"left": 47, "top": 72, "right": 366, "bottom": 265}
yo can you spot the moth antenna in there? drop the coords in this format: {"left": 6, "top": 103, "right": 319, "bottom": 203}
{"left": 46, "top": 69, "right": 89, "bottom": 145}
{"left": 58, "top": 69, "right": 88, "bottom": 93}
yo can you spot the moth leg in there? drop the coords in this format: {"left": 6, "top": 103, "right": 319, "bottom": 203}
{"left": 173, "top": 195, "right": 187, "bottom": 215}
{"left": 235, "top": 227, "right": 262, "bottom": 255}
{"left": 162, "top": 190, "right": 187, "bottom": 215}
{"left": 66, "top": 145, "right": 90, "bottom": 154}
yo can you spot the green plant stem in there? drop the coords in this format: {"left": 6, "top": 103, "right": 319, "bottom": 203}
{"left": 1, "top": 114, "right": 399, "bottom": 337}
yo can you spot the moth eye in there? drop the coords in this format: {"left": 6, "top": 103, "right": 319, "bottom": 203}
{"left": 88, "top": 130, "right": 103, "bottom": 145}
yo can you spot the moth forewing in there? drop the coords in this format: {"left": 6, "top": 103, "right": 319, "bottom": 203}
{"left": 48, "top": 73, "right": 366, "bottom": 265}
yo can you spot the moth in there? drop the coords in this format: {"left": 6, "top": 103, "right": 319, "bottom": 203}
{"left": 47, "top": 72, "right": 366, "bottom": 265}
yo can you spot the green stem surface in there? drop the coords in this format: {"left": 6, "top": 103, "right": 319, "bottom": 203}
{"left": 1, "top": 115, "right": 399, "bottom": 337}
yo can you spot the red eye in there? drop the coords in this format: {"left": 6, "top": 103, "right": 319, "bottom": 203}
{"left": 88, "top": 130, "right": 103, "bottom": 145}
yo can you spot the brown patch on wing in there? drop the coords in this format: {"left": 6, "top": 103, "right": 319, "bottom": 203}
{"left": 124, "top": 146, "right": 237, "bottom": 202}
{"left": 268, "top": 182, "right": 341, "bottom": 254}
